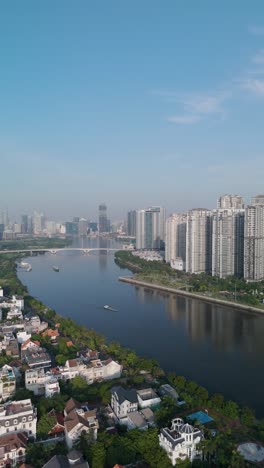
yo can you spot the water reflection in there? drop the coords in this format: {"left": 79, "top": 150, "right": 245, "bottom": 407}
{"left": 136, "top": 286, "right": 264, "bottom": 356}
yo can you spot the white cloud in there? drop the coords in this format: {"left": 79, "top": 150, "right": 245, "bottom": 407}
{"left": 248, "top": 25, "right": 264, "bottom": 36}
{"left": 153, "top": 89, "right": 229, "bottom": 124}
{"left": 253, "top": 49, "right": 264, "bottom": 65}
{"left": 167, "top": 114, "right": 201, "bottom": 124}
{"left": 240, "top": 78, "right": 264, "bottom": 96}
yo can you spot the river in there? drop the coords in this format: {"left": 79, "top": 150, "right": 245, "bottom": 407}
{"left": 17, "top": 237, "right": 264, "bottom": 417}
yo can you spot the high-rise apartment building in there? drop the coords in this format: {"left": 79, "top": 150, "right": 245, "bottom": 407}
{"left": 136, "top": 207, "right": 166, "bottom": 250}
{"left": 186, "top": 209, "right": 212, "bottom": 274}
{"left": 251, "top": 194, "right": 264, "bottom": 206}
{"left": 212, "top": 209, "right": 245, "bottom": 278}
{"left": 21, "top": 215, "right": 28, "bottom": 234}
{"left": 33, "top": 212, "right": 45, "bottom": 235}
{"left": 99, "top": 204, "right": 109, "bottom": 233}
{"left": 217, "top": 194, "right": 244, "bottom": 210}
{"left": 127, "top": 210, "right": 137, "bottom": 237}
{"left": 244, "top": 195, "right": 264, "bottom": 281}
{"left": 78, "top": 218, "right": 88, "bottom": 236}
{"left": 165, "top": 214, "right": 187, "bottom": 266}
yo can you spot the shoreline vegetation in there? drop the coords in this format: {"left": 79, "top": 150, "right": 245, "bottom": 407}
{"left": 115, "top": 251, "right": 264, "bottom": 314}
{"left": 0, "top": 240, "right": 264, "bottom": 467}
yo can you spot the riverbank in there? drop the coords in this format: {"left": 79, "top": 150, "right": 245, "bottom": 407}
{"left": 4, "top": 248, "right": 264, "bottom": 466}
{"left": 119, "top": 276, "right": 264, "bottom": 316}
{"left": 115, "top": 250, "right": 264, "bottom": 311}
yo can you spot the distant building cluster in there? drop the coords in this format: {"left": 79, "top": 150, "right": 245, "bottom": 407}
{"left": 164, "top": 194, "right": 264, "bottom": 282}
{"left": 127, "top": 194, "right": 264, "bottom": 282}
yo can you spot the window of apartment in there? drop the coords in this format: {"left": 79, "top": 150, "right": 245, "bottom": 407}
{"left": 28, "top": 416, "right": 32, "bottom": 421}
{"left": 22, "top": 417, "right": 26, "bottom": 422}
{"left": 5, "top": 421, "right": 9, "bottom": 427}
{"left": 13, "top": 419, "right": 18, "bottom": 425}
{"left": 29, "top": 423, "right": 32, "bottom": 427}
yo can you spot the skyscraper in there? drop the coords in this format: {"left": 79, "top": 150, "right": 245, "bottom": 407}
{"left": 98, "top": 204, "right": 109, "bottom": 234}
{"left": 217, "top": 194, "right": 244, "bottom": 210}
{"left": 185, "top": 209, "right": 212, "bottom": 274}
{"left": 21, "top": 215, "right": 28, "bottom": 234}
{"left": 212, "top": 208, "right": 245, "bottom": 278}
{"left": 78, "top": 218, "right": 88, "bottom": 236}
{"left": 136, "top": 207, "right": 166, "bottom": 250}
{"left": 244, "top": 195, "right": 264, "bottom": 281}
{"left": 165, "top": 214, "right": 187, "bottom": 266}
{"left": 127, "top": 210, "right": 137, "bottom": 237}
{"left": 33, "top": 212, "right": 45, "bottom": 235}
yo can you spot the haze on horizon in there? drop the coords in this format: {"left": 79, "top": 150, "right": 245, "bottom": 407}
{"left": 1, "top": 1, "right": 264, "bottom": 220}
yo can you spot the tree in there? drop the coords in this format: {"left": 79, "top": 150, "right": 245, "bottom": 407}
{"left": 223, "top": 400, "right": 239, "bottom": 419}
{"left": 37, "top": 413, "right": 56, "bottom": 439}
{"left": 209, "top": 393, "right": 224, "bottom": 410}
{"left": 240, "top": 406, "right": 255, "bottom": 427}
{"left": 155, "top": 396, "right": 178, "bottom": 428}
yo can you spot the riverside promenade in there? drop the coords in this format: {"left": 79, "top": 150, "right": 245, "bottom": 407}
{"left": 119, "top": 276, "right": 264, "bottom": 316}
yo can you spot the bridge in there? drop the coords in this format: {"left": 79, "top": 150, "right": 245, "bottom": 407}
{"left": 0, "top": 247, "right": 120, "bottom": 255}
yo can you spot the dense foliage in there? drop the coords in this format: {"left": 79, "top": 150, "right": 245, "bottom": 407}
{"left": 115, "top": 251, "right": 264, "bottom": 308}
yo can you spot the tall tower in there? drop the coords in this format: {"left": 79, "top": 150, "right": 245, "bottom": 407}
{"left": 98, "top": 204, "right": 108, "bottom": 234}
{"left": 217, "top": 194, "right": 244, "bottom": 210}
{"left": 212, "top": 208, "right": 245, "bottom": 278}
{"left": 186, "top": 209, "right": 212, "bottom": 274}
{"left": 244, "top": 195, "right": 264, "bottom": 281}
{"left": 127, "top": 210, "right": 137, "bottom": 237}
{"left": 165, "top": 214, "right": 187, "bottom": 265}
{"left": 136, "top": 207, "right": 165, "bottom": 250}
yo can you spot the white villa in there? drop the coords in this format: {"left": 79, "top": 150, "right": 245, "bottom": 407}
{"left": 53, "top": 357, "right": 122, "bottom": 384}
{"left": 64, "top": 398, "right": 99, "bottom": 449}
{"left": 159, "top": 418, "right": 203, "bottom": 466}
{"left": 137, "top": 388, "right": 161, "bottom": 409}
{"left": 111, "top": 386, "right": 138, "bottom": 419}
{"left": 25, "top": 368, "right": 60, "bottom": 398}
{"left": 0, "top": 399, "right": 37, "bottom": 439}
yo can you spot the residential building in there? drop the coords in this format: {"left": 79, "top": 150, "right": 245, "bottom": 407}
{"left": 159, "top": 418, "right": 203, "bottom": 466}
{"left": 33, "top": 211, "right": 45, "bottom": 235}
{"left": 23, "top": 347, "right": 52, "bottom": 369}
{"left": 136, "top": 388, "right": 161, "bottom": 409}
{"left": 0, "top": 365, "right": 16, "bottom": 401}
{"left": 0, "top": 432, "right": 27, "bottom": 467}
{"left": 127, "top": 210, "right": 137, "bottom": 237}
{"left": 47, "top": 409, "right": 65, "bottom": 439}
{"left": 165, "top": 214, "right": 187, "bottom": 267}
{"left": 99, "top": 204, "right": 109, "bottom": 234}
{"left": 244, "top": 199, "right": 264, "bottom": 281}
{"left": 111, "top": 386, "right": 138, "bottom": 419}
{"left": 250, "top": 194, "right": 264, "bottom": 206}
{"left": 53, "top": 357, "right": 122, "bottom": 384}
{"left": 217, "top": 194, "right": 244, "bottom": 210}
{"left": 125, "top": 408, "right": 155, "bottom": 431}
{"left": 25, "top": 369, "right": 60, "bottom": 397}
{"left": 159, "top": 384, "right": 179, "bottom": 402}
{"left": 64, "top": 398, "right": 99, "bottom": 448}
{"left": 78, "top": 218, "right": 88, "bottom": 236}
{"left": 43, "top": 450, "right": 89, "bottom": 468}
{"left": 136, "top": 207, "right": 166, "bottom": 250}
{"left": 212, "top": 208, "right": 245, "bottom": 278}
{"left": 185, "top": 209, "right": 212, "bottom": 274}
{"left": 0, "top": 399, "right": 37, "bottom": 438}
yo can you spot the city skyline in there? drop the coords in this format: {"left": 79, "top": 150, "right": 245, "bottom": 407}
{"left": 1, "top": 2, "right": 264, "bottom": 218}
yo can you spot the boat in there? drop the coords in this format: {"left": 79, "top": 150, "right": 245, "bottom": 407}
{"left": 103, "top": 305, "right": 118, "bottom": 311}
{"left": 52, "top": 266, "right": 60, "bottom": 272}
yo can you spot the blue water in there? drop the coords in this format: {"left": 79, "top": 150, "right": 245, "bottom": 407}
{"left": 17, "top": 237, "right": 264, "bottom": 417}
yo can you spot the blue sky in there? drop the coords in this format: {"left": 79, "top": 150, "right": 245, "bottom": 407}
{"left": 1, "top": 1, "right": 264, "bottom": 220}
